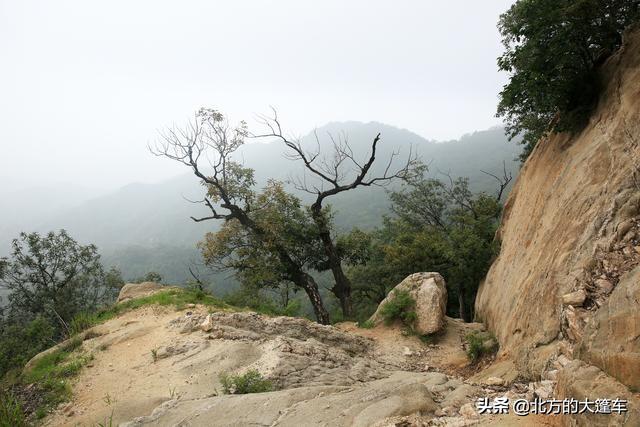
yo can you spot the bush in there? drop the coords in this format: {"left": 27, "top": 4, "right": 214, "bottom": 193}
{"left": 465, "top": 331, "right": 498, "bottom": 363}
{"left": 0, "top": 317, "right": 56, "bottom": 379}
{"left": 379, "top": 290, "right": 417, "bottom": 327}
{"left": 219, "top": 370, "right": 273, "bottom": 394}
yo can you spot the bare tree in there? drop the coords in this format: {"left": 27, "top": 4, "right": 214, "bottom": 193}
{"left": 480, "top": 161, "right": 513, "bottom": 204}
{"left": 254, "top": 109, "right": 422, "bottom": 318}
{"left": 151, "top": 108, "right": 330, "bottom": 324}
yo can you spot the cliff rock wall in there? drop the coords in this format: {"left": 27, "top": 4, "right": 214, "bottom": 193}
{"left": 475, "top": 27, "right": 640, "bottom": 393}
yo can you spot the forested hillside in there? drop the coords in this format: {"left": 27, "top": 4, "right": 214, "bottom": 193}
{"left": 1, "top": 122, "right": 520, "bottom": 289}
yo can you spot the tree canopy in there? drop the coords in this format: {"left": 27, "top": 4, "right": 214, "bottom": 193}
{"left": 497, "top": 0, "right": 640, "bottom": 159}
{"left": 349, "top": 174, "right": 506, "bottom": 322}
{"left": 0, "top": 230, "right": 122, "bottom": 333}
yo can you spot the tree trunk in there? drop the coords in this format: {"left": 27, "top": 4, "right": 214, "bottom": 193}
{"left": 457, "top": 286, "right": 469, "bottom": 323}
{"left": 234, "top": 207, "right": 330, "bottom": 324}
{"left": 311, "top": 209, "right": 354, "bottom": 319}
{"left": 299, "top": 273, "right": 330, "bottom": 324}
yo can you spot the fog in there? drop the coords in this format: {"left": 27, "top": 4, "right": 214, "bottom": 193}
{"left": 0, "top": 0, "right": 515, "bottom": 192}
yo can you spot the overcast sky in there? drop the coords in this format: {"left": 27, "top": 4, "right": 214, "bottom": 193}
{"left": 0, "top": 0, "right": 515, "bottom": 192}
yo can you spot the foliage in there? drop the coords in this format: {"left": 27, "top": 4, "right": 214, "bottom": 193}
{"left": 74, "top": 288, "right": 228, "bottom": 331}
{"left": 0, "top": 316, "right": 56, "bottom": 379}
{"left": 0, "top": 390, "right": 27, "bottom": 427}
{"left": 0, "top": 230, "right": 123, "bottom": 336}
{"left": 465, "top": 331, "right": 498, "bottom": 363}
{"left": 379, "top": 290, "right": 418, "bottom": 327}
{"left": 18, "top": 336, "right": 90, "bottom": 418}
{"left": 219, "top": 370, "right": 273, "bottom": 394}
{"left": 133, "top": 271, "right": 163, "bottom": 284}
{"left": 497, "top": 0, "right": 640, "bottom": 159}
{"left": 357, "top": 319, "right": 374, "bottom": 329}
{"left": 199, "top": 181, "right": 326, "bottom": 318}
{"left": 349, "top": 176, "right": 501, "bottom": 322}
{"left": 222, "top": 285, "right": 302, "bottom": 317}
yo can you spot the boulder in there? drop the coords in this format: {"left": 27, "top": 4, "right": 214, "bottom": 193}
{"left": 369, "top": 272, "right": 447, "bottom": 335}
{"left": 117, "top": 282, "right": 167, "bottom": 303}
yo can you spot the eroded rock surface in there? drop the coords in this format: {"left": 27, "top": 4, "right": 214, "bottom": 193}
{"left": 116, "top": 282, "right": 169, "bottom": 303}
{"left": 474, "top": 27, "right": 640, "bottom": 390}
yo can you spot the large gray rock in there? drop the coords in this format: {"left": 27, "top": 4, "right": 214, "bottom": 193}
{"left": 369, "top": 272, "right": 447, "bottom": 334}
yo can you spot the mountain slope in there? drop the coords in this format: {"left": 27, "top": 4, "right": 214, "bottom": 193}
{"left": 1, "top": 123, "right": 521, "bottom": 285}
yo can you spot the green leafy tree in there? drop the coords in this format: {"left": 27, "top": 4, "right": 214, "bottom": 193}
{"left": 351, "top": 173, "right": 506, "bottom": 322}
{"left": 199, "top": 180, "right": 323, "bottom": 315}
{"left": 0, "top": 230, "right": 116, "bottom": 334}
{"left": 497, "top": 0, "right": 640, "bottom": 159}
{"left": 388, "top": 176, "right": 502, "bottom": 321}
{"left": 134, "top": 271, "right": 163, "bottom": 284}
{"left": 153, "top": 109, "right": 331, "bottom": 323}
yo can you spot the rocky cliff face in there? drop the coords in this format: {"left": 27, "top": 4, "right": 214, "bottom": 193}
{"left": 475, "top": 27, "right": 640, "bottom": 424}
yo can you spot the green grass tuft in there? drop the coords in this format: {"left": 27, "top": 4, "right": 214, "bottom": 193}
{"left": 357, "top": 319, "right": 375, "bottom": 329}
{"left": 0, "top": 390, "right": 27, "bottom": 427}
{"left": 219, "top": 370, "right": 273, "bottom": 394}
{"left": 379, "top": 290, "right": 417, "bottom": 327}
{"left": 465, "top": 330, "right": 498, "bottom": 363}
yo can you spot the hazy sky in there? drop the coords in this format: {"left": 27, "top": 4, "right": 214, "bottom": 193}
{"left": 0, "top": 0, "right": 515, "bottom": 191}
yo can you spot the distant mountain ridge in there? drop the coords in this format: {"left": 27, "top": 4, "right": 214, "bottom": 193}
{"left": 0, "top": 122, "right": 521, "bottom": 287}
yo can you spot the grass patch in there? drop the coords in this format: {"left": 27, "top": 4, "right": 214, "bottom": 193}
{"left": 379, "top": 290, "right": 417, "bottom": 327}
{"left": 19, "top": 338, "right": 93, "bottom": 418}
{"left": 67, "top": 288, "right": 229, "bottom": 335}
{"left": 357, "top": 319, "right": 375, "bottom": 329}
{"left": 0, "top": 390, "right": 27, "bottom": 427}
{"left": 219, "top": 370, "right": 273, "bottom": 394}
{"left": 465, "top": 330, "right": 498, "bottom": 363}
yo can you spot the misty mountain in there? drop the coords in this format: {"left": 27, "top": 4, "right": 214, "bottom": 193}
{"left": 1, "top": 122, "right": 521, "bottom": 290}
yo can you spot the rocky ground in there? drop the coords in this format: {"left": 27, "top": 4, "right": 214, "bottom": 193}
{"left": 39, "top": 300, "right": 560, "bottom": 427}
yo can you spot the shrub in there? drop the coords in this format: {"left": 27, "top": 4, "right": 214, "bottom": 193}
{"left": 0, "top": 316, "right": 56, "bottom": 379}
{"left": 465, "top": 330, "right": 498, "bottom": 363}
{"left": 219, "top": 370, "right": 273, "bottom": 394}
{"left": 379, "top": 290, "right": 417, "bottom": 327}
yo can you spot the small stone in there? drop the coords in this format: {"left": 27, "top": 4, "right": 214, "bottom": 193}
{"left": 616, "top": 219, "right": 634, "bottom": 240}
{"left": 200, "top": 315, "right": 215, "bottom": 332}
{"left": 484, "top": 377, "right": 504, "bottom": 386}
{"left": 562, "top": 289, "right": 586, "bottom": 306}
{"left": 534, "top": 380, "right": 555, "bottom": 400}
{"left": 186, "top": 303, "right": 196, "bottom": 308}
{"left": 595, "top": 278, "right": 614, "bottom": 294}
{"left": 402, "top": 347, "right": 413, "bottom": 356}
{"left": 459, "top": 402, "right": 478, "bottom": 419}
